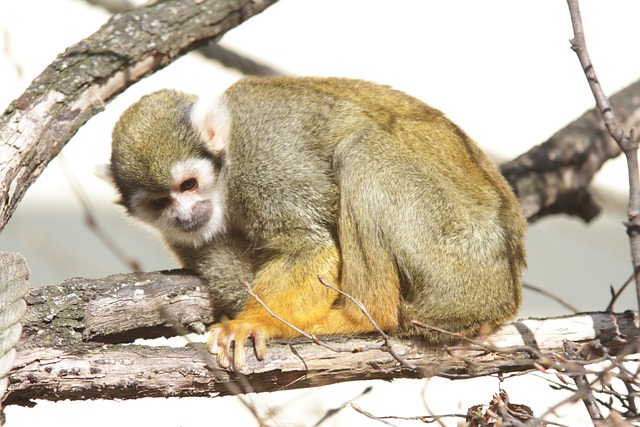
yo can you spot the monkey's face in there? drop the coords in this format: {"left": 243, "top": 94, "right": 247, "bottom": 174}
{"left": 126, "top": 158, "right": 226, "bottom": 248}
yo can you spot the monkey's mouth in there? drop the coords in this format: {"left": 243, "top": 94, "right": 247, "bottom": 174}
{"left": 170, "top": 216, "right": 211, "bottom": 233}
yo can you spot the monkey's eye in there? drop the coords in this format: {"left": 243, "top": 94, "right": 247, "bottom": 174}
{"left": 180, "top": 178, "right": 198, "bottom": 192}
{"left": 151, "top": 197, "right": 171, "bottom": 209}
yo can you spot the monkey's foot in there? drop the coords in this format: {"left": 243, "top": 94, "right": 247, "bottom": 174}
{"left": 206, "top": 320, "right": 269, "bottom": 370}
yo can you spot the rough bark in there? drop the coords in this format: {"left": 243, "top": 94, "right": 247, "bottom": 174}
{"left": 0, "top": 0, "right": 278, "bottom": 231}
{"left": 20, "top": 270, "right": 212, "bottom": 349}
{"left": 501, "top": 79, "right": 640, "bottom": 223}
{"left": 6, "top": 270, "right": 640, "bottom": 406}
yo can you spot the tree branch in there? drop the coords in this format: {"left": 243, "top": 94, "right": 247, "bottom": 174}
{"left": 87, "top": 0, "right": 282, "bottom": 76}
{"left": 501, "top": 78, "right": 640, "bottom": 223}
{"left": 7, "top": 270, "right": 640, "bottom": 406}
{"left": 565, "top": 0, "right": 640, "bottom": 312}
{"left": 0, "top": 0, "right": 278, "bottom": 231}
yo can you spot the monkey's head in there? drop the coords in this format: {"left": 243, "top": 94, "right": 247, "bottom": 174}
{"left": 104, "top": 89, "right": 228, "bottom": 248}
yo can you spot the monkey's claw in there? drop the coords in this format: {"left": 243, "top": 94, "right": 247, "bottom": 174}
{"left": 206, "top": 321, "right": 268, "bottom": 370}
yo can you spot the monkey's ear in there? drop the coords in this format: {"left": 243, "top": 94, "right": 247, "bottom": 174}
{"left": 190, "top": 95, "right": 231, "bottom": 154}
{"left": 95, "top": 163, "right": 115, "bottom": 185}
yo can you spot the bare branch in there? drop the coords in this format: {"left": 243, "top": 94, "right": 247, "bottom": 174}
{"left": 567, "top": 1, "right": 622, "bottom": 141}
{"left": 86, "top": 0, "right": 282, "bottom": 76}
{"left": 523, "top": 282, "right": 581, "bottom": 313}
{"left": 352, "top": 402, "right": 466, "bottom": 426}
{"left": 565, "top": 0, "right": 640, "bottom": 311}
{"left": 564, "top": 340, "right": 605, "bottom": 423}
{"left": 606, "top": 274, "right": 634, "bottom": 313}
{"left": 312, "top": 387, "right": 372, "bottom": 427}
{"left": 7, "top": 270, "right": 640, "bottom": 405}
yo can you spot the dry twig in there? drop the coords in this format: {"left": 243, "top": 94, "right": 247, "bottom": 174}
{"left": 566, "top": 0, "right": 640, "bottom": 311}
{"left": 317, "top": 276, "right": 419, "bottom": 370}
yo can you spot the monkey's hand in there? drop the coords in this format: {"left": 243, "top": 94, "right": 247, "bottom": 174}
{"left": 205, "top": 245, "right": 348, "bottom": 370}
{"left": 206, "top": 320, "right": 271, "bottom": 370}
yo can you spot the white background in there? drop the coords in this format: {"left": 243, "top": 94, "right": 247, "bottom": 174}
{"left": 1, "top": 1, "right": 638, "bottom": 425}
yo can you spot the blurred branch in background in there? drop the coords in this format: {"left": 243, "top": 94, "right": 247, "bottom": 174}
{"left": 83, "top": 0, "right": 137, "bottom": 14}
{"left": 500, "top": 79, "right": 640, "bottom": 224}
{"left": 58, "top": 153, "right": 141, "bottom": 271}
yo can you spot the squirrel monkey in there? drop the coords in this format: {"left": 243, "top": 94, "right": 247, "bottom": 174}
{"left": 106, "top": 77, "right": 526, "bottom": 369}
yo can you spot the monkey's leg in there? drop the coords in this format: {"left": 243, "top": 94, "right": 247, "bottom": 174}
{"left": 333, "top": 127, "right": 523, "bottom": 340}
{"left": 323, "top": 130, "right": 406, "bottom": 335}
{"left": 207, "top": 243, "right": 343, "bottom": 369}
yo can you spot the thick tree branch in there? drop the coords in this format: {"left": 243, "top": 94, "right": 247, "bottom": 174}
{"left": 0, "top": 0, "right": 278, "bottom": 230}
{"left": 501, "top": 79, "right": 640, "bottom": 223}
{"left": 6, "top": 271, "right": 640, "bottom": 406}
{"left": 20, "top": 270, "right": 213, "bottom": 349}
{"left": 88, "top": 0, "right": 282, "bottom": 76}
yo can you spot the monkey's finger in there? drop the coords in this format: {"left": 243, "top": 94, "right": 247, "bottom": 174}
{"left": 232, "top": 334, "right": 248, "bottom": 370}
{"left": 252, "top": 330, "right": 267, "bottom": 361}
{"left": 206, "top": 328, "right": 222, "bottom": 354}
{"left": 216, "top": 331, "right": 235, "bottom": 369}
{"left": 217, "top": 349, "right": 231, "bottom": 369}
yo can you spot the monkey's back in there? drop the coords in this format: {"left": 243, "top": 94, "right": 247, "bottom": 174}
{"left": 225, "top": 77, "right": 526, "bottom": 338}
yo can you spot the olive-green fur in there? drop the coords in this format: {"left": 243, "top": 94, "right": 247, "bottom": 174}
{"left": 111, "top": 89, "right": 208, "bottom": 206}
{"left": 221, "top": 77, "right": 526, "bottom": 340}
{"left": 110, "top": 77, "right": 527, "bottom": 343}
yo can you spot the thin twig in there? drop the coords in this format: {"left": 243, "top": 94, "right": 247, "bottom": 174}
{"left": 317, "top": 275, "right": 419, "bottom": 370}
{"left": 241, "top": 281, "right": 354, "bottom": 355}
{"left": 566, "top": 0, "right": 640, "bottom": 312}
{"left": 623, "top": 381, "right": 638, "bottom": 416}
{"left": 312, "top": 386, "right": 372, "bottom": 427}
{"left": 420, "top": 380, "right": 448, "bottom": 427}
{"left": 564, "top": 340, "right": 604, "bottom": 423}
{"left": 606, "top": 273, "right": 634, "bottom": 312}
{"left": 530, "top": 345, "right": 631, "bottom": 426}
{"left": 351, "top": 403, "right": 466, "bottom": 426}
{"left": 564, "top": 8, "right": 640, "bottom": 417}
{"left": 58, "top": 154, "right": 141, "bottom": 272}
{"left": 523, "top": 282, "right": 580, "bottom": 313}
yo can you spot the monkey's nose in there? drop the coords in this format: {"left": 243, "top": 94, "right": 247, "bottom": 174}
{"left": 170, "top": 201, "right": 213, "bottom": 232}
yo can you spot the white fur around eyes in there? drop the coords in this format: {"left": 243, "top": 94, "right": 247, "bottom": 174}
{"left": 128, "top": 158, "right": 227, "bottom": 248}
